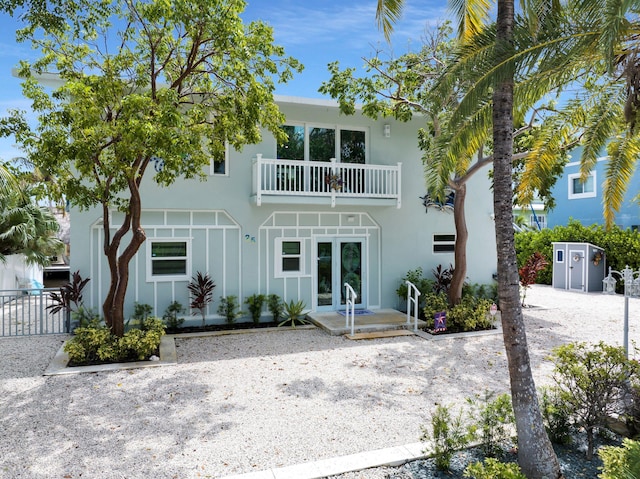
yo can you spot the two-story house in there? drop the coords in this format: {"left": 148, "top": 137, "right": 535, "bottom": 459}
{"left": 70, "top": 96, "right": 498, "bottom": 322}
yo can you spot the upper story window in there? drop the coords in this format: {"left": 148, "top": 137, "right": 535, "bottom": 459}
{"left": 277, "top": 124, "right": 367, "bottom": 164}
{"left": 568, "top": 172, "right": 596, "bottom": 199}
{"left": 529, "top": 214, "right": 546, "bottom": 229}
{"left": 147, "top": 239, "right": 190, "bottom": 282}
{"left": 209, "top": 142, "right": 229, "bottom": 176}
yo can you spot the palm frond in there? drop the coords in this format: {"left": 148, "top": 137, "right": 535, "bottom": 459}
{"left": 449, "top": 0, "right": 492, "bottom": 40}
{"left": 375, "top": 0, "right": 404, "bottom": 42}
{"left": 602, "top": 134, "right": 640, "bottom": 228}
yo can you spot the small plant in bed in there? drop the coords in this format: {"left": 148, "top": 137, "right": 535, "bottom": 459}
{"left": 423, "top": 293, "right": 495, "bottom": 334}
{"left": 278, "top": 299, "right": 308, "bottom": 328}
{"left": 63, "top": 317, "right": 165, "bottom": 367}
{"left": 188, "top": 272, "right": 215, "bottom": 328}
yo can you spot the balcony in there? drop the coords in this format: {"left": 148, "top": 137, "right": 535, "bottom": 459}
{"left": 252, "top": 155, "right": 402, "bottom": 208}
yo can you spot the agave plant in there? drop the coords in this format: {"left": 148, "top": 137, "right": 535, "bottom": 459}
{"left": 278, "top": 299, "right": 308, "bottom": 328}
{"left": 187, "top": 272, "right": 215, "bottom": 327}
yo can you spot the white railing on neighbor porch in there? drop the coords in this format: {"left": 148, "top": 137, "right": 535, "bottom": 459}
{"left": 252, "top": 155, "right": 402, "bottom": 208}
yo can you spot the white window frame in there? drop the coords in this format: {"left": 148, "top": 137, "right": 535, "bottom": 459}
{"left": 556, "top": 249, "right": 564, "bottom": 263}
{"left": 275, "top": 237, "right": 305, "bottom": 277}
{"left": 433, "top": 233, "right": 456, "bottom": 254}
{"left": 146, "top": 238, "right": 191, "bottom": 282}
{"left": 276, "top": 123, "right": 369, "bottom": 164}
{"left": 568, "top": 172, "right": 596, "bottom": 199}
{"left": 209, "top": 141, "right": 229, "bottom": 176}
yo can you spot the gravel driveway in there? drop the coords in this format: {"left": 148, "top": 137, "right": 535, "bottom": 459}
{"left": 1, "top": 285, "right": 638, "bottom": 479}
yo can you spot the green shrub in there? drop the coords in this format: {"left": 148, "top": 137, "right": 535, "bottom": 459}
{"left": 421, "top": 404, "right": 472, "bottom": 471}
{"left": 217, "top": 295, "right": 243, "bottom": 324}
{"left": 466, "top": 391, "right": 515, "bottom": 458}
{"left": 515, "top": 219, "right": 640, "bottom": 286}
{"left": 423, "top": 292, "right": 449, "bottom": 328}
{"left": 64, "top": 317, "right": 165, "bottom": 365}
{"left": 267, "top": 294, "right": 284, "bottom": 323}
{"left": 425, "top": 294, "right": 493, "bottom": 333}
{"left": 162, "top": 301, "right": 184, "bottom": 329}
{"left": 550, "top": 341, "right": 640, "bottom": 459}
{"left": 599, "top": 438, "right": 640, "bottom": 479}
{"left": 396, "top": 267, "right": 434, "bottom": 310}
{"left": 464, "top": 458, "right": 526, "bottom": 479}
{"left": 539, "top": 386, "right": 574, "bottom": 445}
{"left": 245, "top": 294, "right": 266, "bottom": 326}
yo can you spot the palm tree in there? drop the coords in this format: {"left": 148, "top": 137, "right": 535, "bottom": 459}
{"left": 376, "top": 1, "right": 562, "bottom": 477}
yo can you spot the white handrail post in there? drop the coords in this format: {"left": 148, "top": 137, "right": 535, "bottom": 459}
{"left": 344, "top": 282, "right": 358, "bottom": 335}
{"left": 405, "top": 280, "right": 421, "bottom": 332}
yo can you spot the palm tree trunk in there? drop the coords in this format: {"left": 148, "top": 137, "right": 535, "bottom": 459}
{"left": 494, "top": 1, "right": 562, "bottom": 477}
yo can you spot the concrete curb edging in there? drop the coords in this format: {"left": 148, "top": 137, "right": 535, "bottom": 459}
{"left": 219, "top": 442, "right": 427, "bottom": 479}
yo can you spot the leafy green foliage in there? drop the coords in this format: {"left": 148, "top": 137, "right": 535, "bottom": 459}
{"left": 1, "top": 0, "right": 301, "bottom": 336}
{"left": 267, "top": 294, "right": 284, "bottom": 323}
{"left": 421, "top": 404, "right": 473, "bottom": 471}
{"left": 432, "top": 264, "right": 454, "bottom": 294}
{"left": 515, "top": 220, "right": 640, "bottom": 286}
{"left": 424, "top": 293, "right": 494, "bottom": 333}
{"left": 245, "top": 294, "right": 266, "bottom": 326}
{"left": 550, "top": 341, "right": 640, "bottom": 460}
{"left": 539, "top": 386, "right": 574, "bottom": 445}
{"left": 466, "top": 391, "right": 515, "bottom": 458}
{"left": 464, "top": 458, "right": 526, "bottom": 479}
{"left": 131, "top": 302, "right": 152, "bottom": 322}
{"left": 64, "top": 317, "right": 165, "bottom": 365}
{"left": 162, "top": 301, "right": 184, "bottom": 330}
{"left": 599, "top": 439, "right": 640, "bottom": 479}
{"left": 188, "top": 272, "right": 215, "bottom": 327}
{"left": 395, "top": 267, "right": 435, "bottom": 311}
{"left": 217, "top": 296, "right": 243, "bottom": 325}
{"left": 278, "top": 300, "right": 308, "bottom": 328}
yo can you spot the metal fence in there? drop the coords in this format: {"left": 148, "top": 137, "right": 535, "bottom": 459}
{"left": 0, "top": 288, "right": 68, "bottom": 337}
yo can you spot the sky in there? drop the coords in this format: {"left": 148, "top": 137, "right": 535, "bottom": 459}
{"left": 0, "top": 0, "right": 450, "bottom": 163}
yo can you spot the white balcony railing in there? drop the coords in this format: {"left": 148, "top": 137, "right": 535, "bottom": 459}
{"left": 252, "top": 155, "right": 402, "bottom": 208}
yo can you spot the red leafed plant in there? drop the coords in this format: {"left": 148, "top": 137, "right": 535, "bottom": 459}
{"left": 188, "top": 272, "right": 215, "bottom": 327}
{"left": 519, "top": 252, "right": 549, "bottom": 307}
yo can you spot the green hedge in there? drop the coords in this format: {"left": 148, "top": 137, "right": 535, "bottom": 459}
{"left": 515, "top": 219, "right": 640, "bottom": 285}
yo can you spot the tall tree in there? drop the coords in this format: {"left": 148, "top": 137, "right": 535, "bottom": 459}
{"left": 375, "top": 1, "right": 562, "bottom": 477}
{"left": 1, "top": 0, "right": 302, "bottom": 336}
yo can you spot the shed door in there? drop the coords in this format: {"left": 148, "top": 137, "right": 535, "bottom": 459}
{"left": 569, "top": 249, "right": 585, "bottom": 291}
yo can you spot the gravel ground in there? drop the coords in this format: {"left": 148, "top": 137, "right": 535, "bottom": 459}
{"left": 0, "top": 285, "right": 638, "bottom": 479}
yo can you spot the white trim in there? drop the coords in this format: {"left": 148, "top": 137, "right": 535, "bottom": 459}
{"left": 568, "top": 171, "right": 596, "bottom": 199}
{"left": 566, "top": 156, "right": 608, "bottom": 168}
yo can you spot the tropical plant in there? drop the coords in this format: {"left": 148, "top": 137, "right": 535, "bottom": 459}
{"left": 130, "top": 302, "right": 152, "bottom": 322}
{"left": 374, "top": 0, "right": 563, "bottom": 476}
{"left": 518, "top": 252, "right": 549, "bottom": 307}
{"left": 47, "top": 270, "right": 90, "bottom": 331}
{"left": 1, "top": 0, "right": 302, "bottom": 337}
{"left": 162, "top": 301, "right": 184, "bottom": 330}
{"left": 539, "top": 386, "right": 574, "bottom": 446}
{"left": 395, "top": 267, "right": 434, "bottom": 312}
{"left": 278, "top": 299, "right": 308, "bottom": 328}
{"left": 188, "top": 272, "right": 215, "bottom": 328}
{"left": 217, "top": 295, "right": 243, "bottom": 325}
{"left": 550, "top": 341, "right": 640, "bottom": 460}
{"left": 421, "top": 403, "right": 472, "bottom": 471}
{"left": 267, "top": 294, "right": 284, "bottom": 324}
{"left": 432, "top": 264, "right": 454, "bottom": 295}
{"left": 466, "top": 391, "right": 515, "bottom": 458}
{"left": 245, "top": 294, "right": 266, "bottom": 326}
{"left": 464, "top": 458, "right": 526, "bottom": 479}
{"left": 599, "top": 439, "right": 640, "bottom": 479}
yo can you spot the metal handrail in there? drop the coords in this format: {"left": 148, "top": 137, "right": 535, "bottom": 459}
{"left": 405, "top": 280, "right": 421, "bottom": 332}
{"left": 344, "top": 282, "right": 358, "bottom": 336}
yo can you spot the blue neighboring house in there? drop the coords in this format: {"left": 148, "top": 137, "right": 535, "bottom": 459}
{"left": 547, "top": 147, "right": 640, "bottom": 230}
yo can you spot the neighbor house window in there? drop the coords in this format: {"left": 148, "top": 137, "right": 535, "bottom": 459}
{"left": 529, "top": 214, "right": 546, "bottom": 229}
{"left": 147, "top": 240, "right": 190, "bottom": 281}
{"left": 433, "top": 234, "right": 455, "bottom": 253}
{"left": 568, "top": 172, "right": 596, "bottom": 199}
{"left": 275, "top": 238, "right": 304, "bottom": 277}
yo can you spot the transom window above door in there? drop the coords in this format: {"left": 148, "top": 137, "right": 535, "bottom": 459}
{"left": 277, "top": 124, "right": 367, "bottom": 164}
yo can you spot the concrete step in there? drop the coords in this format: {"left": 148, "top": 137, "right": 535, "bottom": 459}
{"left": 345, "top": 329, "right": 416, "bottom": 340}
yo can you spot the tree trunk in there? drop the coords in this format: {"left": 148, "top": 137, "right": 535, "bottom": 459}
{"left": 102, "top": 176, "right": 147, "bottom": 337}
{"left": 448, "top": 182, "right": 467, "bottom": 306}
{"left": 494, "top": 0, "right": 562, "bottom": 477}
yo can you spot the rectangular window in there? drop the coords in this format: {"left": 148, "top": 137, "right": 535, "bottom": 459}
{"left": 277, "top": 124, "right": 367, "bottom": 164}
{"left": 275, "top": 238, "right": 304, "bottom": 277}
{"left": 433, "top": 234, "right": 455, "bottom": 253}
{"left": 556, "top": 249, "right": 564, "bottom": 263}
{"left": 529, "top": 214, "right": 546, "bottom": 229}
{"left": 209, "top": 142, "right": 229, "bottom": 176}
{"left": 148, "top": 240, "right": 190, "bottom": 281}
{"left": 568, "top": 172, "right": 596, "bottom": 199}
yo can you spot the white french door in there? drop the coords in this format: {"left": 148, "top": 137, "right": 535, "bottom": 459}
{"left": 315, "top": 237, "right": 365, "bottom": 311}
